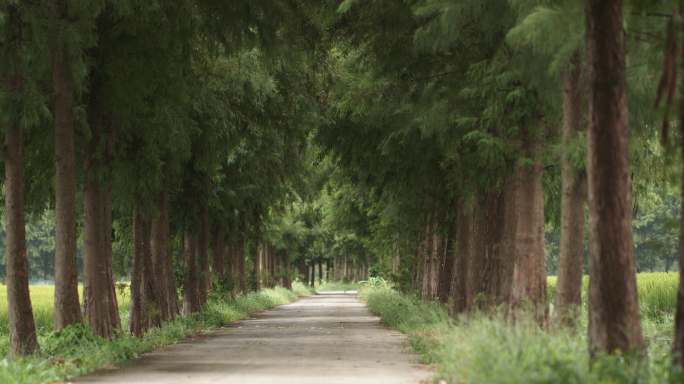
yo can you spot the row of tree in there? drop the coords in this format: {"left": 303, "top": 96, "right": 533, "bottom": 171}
{"left": 1, "top": 0, "right": 327, "bottom": 355}
{"left": 5, "top": 0, "right": 684, "bottom": 371}
{"left": 306, "top": 0, "right": 681, "bottom": 364}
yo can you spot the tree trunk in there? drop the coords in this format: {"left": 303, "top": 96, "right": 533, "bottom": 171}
{"left": 318, "top": 257, "right": 324, "bottom": 284}
{"left": 454, "top": 200, "right": 473, "bottom": 314}
{"left": 53, "top": 29, "right": 82, "bottom": 330}
{"left": 392, "top": 238, "right": 400, "bottom": 275}
{"left": 586, "top": 0, "right": 644, "bottom": 355}
{"left": 554, "top": 50, "right": 587, "bottom": 328}
{"left": 158, "top": 174, "right": 179, "bottom": 318}
{"left": 439, "top": 217, "right": 457, "bottom": 305}
{"left": 508, "top": 121, "right": 548, "bottom": 326}
{"left": 343, "top": 256, "right": 347, "bottom": 281}
{"left": 103, "top": 175, "right": 122, "bottom": 333}
{"left": 470, "top": 198, "right": 487, "bottom": 307}
{"left": 310, "top": 263, "right": 315, "bottom": 287}
{"left": 82, "top": 87, "right": 115, "bottom": 338}
{"left": 237, "top": 210, "right": 248, "bottom": 295}
{"left": 255, "top": 244, "right": 262, "bottom": 290}
{"left": 103, "top": 124, "right": 121, "bottom": 333}
{"left": 282, "top": 252, "right": 292, "bottom": 289}
{"left": 128, "top": 208, "right": 144, "bottom": 337}
{"left": 421, "top": 211, "right": 436, "bottom": 302}
{"left": 334, "top": 258, "right": 340, "bottom": 282}
{"left": 141, "top": 217, "right": 160, "bottom": 330}
{"left": 673, "top": 98, "right": 684, "bottom": 369}
{"left": 494, "top": 173, "right": 518, "bottom": 304}
{"left": 478, "top": 190, "right": 499, "bottom": 308}
{"left": 271, "top": 246, "right": 278, "bottom": 285}
{"left": 182, "top": 233, "right": 200, "bottom": 315}
{"left": 198, "top": 207, "right": 209, "bottom": 306}
{"left": 211, "top": 224, "right": 224, "bottom": 284}
{"left": 182, "top": 184, "right": 200, "bottom": 315}
{"left": 4, "top": 65, "right": 38, "bottom": 354}
{"left": 151, "top": 181, "right": 170, "bottom": 321}
{"left": 227, "top": 217, "right": 236, "bottom": 275}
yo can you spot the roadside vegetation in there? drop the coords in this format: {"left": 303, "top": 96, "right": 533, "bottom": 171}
{"left": 0, "top": 284, "right": 309, "bottom": 384}
{"left": 360, "top": 275, "right": 680, "bottom": 383}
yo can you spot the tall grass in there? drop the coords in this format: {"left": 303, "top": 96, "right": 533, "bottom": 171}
{"left": 360, "top": 273, "right": 683, "bottom": 384}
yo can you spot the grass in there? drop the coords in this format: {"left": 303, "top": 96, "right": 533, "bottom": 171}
{"left": 0, "top": 285, "right": 307, "bottom": 384}
{"left": 359, "top": 273, "right": 684, "bottom": 384}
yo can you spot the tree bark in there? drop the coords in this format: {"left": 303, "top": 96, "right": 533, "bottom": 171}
{"left": 141, "top": 217, "right": 160, "bottom": 330}
{"left": 470, "top": 198, "right": 487, "bottom": 307}
{"left": 439, "top": 217, "right": 457, "bottom": 305}
{"left": 182, "top": 233, "right": 200, "bottom": 315}
{"left": 478, "top": 190, "right": 499, "bottom": 308}
{"left": 301, "top": 258, "right": 309, "bottom": 285}
{"left": 334, "top": 258, "right": 340, "bottom": 282}
{"left": 198, "top": 206, "right": 209, "bottom": 306}
{"left": 282, "top": 252, "right": 292, "bottom": 289}
{"left": 586, "top": 0, "right": 645, "bottom": 355}
{"left": 128, "top": 208, "right": 144, "bottom": 337}
{"left": 508, "top": 121, "right": 548, "bottom": 327}
{"left": 237, "top": 209, "right": 249, "bottom": 294}
{"left": 53, "top": 25, "right": 82, "bottom": 330}
{"left": 104, "top": 175, "right": 122, "bottom": 333}
{"left": 151, "top": 182, "right": 170, "bottom": 321}
{"left": 158, "top": 174, "right": 179, "bottom": 318}
{"left": 103, "top": 124, "right": 121, "bottom": 333}
{"left": 392, "top": 237, "right": 400, "bottom": 275}
{"left": 494, "top": 173, "right": 518, "bottom": 304}
{"left": 673, "top": 98, "right": 684, "bottom": 369}
{"left": 454, "top": 199, "right": 473, "bottom": 314}
{"left": 554, "top": 50, "right": 587, "bottom": 328}
{"left": 318, "top": 257, "right": 324, "bottom": 284}
{"left": 4, "top": 64, "right": 38, "bottom": 354}
{"left": 81, "top": 87, "right": 116, "bottom": 338}
{"left": 226, "top": 217, "right": 236, "bottom": 276}
{"left": 421, "top": 210, "right": 436, "bottom": 302}
{"left": 210, "top": 224, "right": 224, "bottom": 284}
{"left": 343, "top": 256, "right": 347, "bottom": 282}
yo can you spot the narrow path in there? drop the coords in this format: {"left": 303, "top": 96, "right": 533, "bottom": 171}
{"left": 72, "top": 292, "right": 431, "bottom": 384}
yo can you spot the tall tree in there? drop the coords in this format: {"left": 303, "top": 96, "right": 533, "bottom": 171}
{"left": 553, "top": 50, "right": 586, "bottom": 328}
{"left": 52, "top": 0, "right": 82, "bottom": 331}
{"left": 585, "top": 0, "right": 644, "bottom": 355}
{"left": 3, "top": 4, "right": 38, "bottom": 354}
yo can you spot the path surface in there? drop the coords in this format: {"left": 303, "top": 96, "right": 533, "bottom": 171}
{"left": 71, "top": 291, "right": 431, "bottom": 384}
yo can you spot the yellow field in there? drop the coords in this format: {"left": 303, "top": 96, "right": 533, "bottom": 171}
{"left": 547, "top": 272, "right": 679, "bottom": 317}
{"left": 0, "top": 285, "right": 131, "bottom": 334}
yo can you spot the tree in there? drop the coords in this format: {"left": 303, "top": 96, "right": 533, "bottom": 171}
{"left": 585, "top": 0, "right": 644, "bottom": 356}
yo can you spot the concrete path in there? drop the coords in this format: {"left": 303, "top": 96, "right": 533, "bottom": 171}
{"left": 71, "top": 291, "right": 431, "bottom": 384}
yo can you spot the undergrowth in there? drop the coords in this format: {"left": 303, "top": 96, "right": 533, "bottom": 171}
{"left": 0, "top": 286, "right": 299, "bottom": 384}
{"left": 359, "top": 283, "right": 684, "bottom": 384}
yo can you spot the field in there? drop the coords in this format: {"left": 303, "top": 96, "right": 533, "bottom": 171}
{"left": 0, "top": 285, "right": 131, "bottom": 336}
{"left": 547, "top": 271, "right": 679, "bottom": 319}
